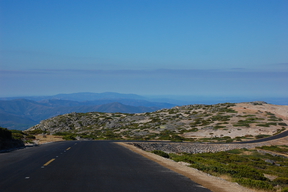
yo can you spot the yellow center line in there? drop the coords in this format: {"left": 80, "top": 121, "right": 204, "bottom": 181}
{"left": 66, "top": 147, "right": 71, "bottom": 150}
{"left": 43, "top": 158, "right": 55, "bottom": 166}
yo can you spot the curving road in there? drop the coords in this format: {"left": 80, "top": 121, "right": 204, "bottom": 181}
{"left": 234, "top": 130, "right": 288, "bottom": 144}
{"left": 0, "top": 141, "right": 211, "bottom": 192}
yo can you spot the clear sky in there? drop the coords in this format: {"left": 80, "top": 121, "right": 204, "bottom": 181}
{"left": 0, "top": 0, "right": 287, "bottom": 97}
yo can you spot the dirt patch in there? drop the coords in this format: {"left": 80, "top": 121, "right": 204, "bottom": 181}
{"left": 183, "top": 103, "right": 288, "bottom": 139}
{"left": 34, "top": 134, "right": 63, "bottom": 144}
{"left": 263, "top": 174, "right": 277, "bottom": 181}
{"left": 117, "top": 142, "right": 255, "bottom": 192}
{"left": 231, "top": 103, "right": 288, "bottom": 120}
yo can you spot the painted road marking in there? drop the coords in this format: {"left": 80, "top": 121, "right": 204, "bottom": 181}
{"left": 42, "top": 147, "right": 72, "bottom": 168}
{"left": 43, "top": 158, "right": 55, "bottom": 166}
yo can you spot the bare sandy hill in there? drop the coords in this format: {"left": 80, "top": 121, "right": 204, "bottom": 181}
{"left": 232, "top": 103, "right": 288, "bottom": 120}
{"left": 184, "top": 102, "right": 288, "bottom": 139}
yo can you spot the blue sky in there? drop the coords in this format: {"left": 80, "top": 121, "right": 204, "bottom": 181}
{"left": 0, "top": 0, "right": 287, "bottom": 97}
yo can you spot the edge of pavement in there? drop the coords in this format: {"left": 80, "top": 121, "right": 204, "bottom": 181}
{"left": 117, "top": 142, "right": 255, "bottom": 192}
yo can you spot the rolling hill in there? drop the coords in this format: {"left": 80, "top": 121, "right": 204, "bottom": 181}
{"left": 0, "top": 93, "right": 175, "bottom": 130}
{"left": 27, "top": 101, "right": 288, "bottom": 142}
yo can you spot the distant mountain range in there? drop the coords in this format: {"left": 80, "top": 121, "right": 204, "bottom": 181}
{"left": 0, "top": 92, "right": 146, "bottom": 102}
{"left": 1, "top": 92, "right": 287, "bottom": 130}
{"left": 0, "top": 92, "right": 176, "bottom": 130}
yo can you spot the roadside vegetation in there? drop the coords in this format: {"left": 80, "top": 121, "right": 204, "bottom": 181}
{"left": 0, "top": 127, "right": 36, "bottom": 143}
{"left": 0, "top": 127, "right": 32, "bottom": 150}
{"left": 151, "top": 147, "right": 288, "bottom": 192}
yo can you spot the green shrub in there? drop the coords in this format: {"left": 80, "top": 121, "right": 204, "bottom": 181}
{"left": 170, "top": 135, "right": 184, "bottom": 142}
{"left": 27, "top": 129, "right": 46, "bottom": 134}
{"left": 152, "top": 150, "right": 170, "bottom": 158}
{"left": 169, "top": 147, "right": 288, "bottom": 191}
{"left": 54, "top": 132, "right": 70, "bottom": 136}
{"left": 25, "top": 135, "right": 36, "bottom": 140}
{"left": 274, "top": 177, "right": 288, "bottom": 184}
{"left": 228, "top": 149, "right": 242, "bottom": 154}
{"left": 234, "top": 122, "right": 250, "bottom": 127}
{"left": 281, "top": 187, "right": 288, "bottom": 192}
{"left": 210, "top": 115, "right": 231, "bottom": 121}
{"left": 63, "top": 135, "right": 76, "bottom": 140}
{"left": 11, "top": 132, "right": 25, "bottom": 140}
{"left": 255, "top": 134, "right": 270, "bottom": 139}
{"left": 225, "top": 139, "right": 234, "bottom": 143}
{"left": 235, "top": 137, "right": 242, "bottom": 141}
{"left": 257, "top": 145, "right": 288, "bottom": 153}
{"left": 190, "top": 128, "right": 198, "bottom": 132}
{"left": 229, "top": 165, "right": 266, "bottom": 180}
{"left": 256, "top": 123, "right": 270, "bottom": 127}
{"left": 213, "top": 125, "right": 226, "bottom": 129}
{"left": 235, "top": 178, "right": 273, "bottom": 190}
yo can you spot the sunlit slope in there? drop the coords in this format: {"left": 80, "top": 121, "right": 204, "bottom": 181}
{"left": 27, "top": 102, "right": 288, "bottom": 142}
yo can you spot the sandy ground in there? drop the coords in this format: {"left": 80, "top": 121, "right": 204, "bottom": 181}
{"left": 33, "top": 134, "right": 64, "bottom": 144}
{"left": 184, "top": 103, "right": 288, "bottom": 139}
{"left": 117, "top": 142, "right": 256, "bottom": 192}
{"left": 231, "top": 103, "right": 288, "bottom": 120}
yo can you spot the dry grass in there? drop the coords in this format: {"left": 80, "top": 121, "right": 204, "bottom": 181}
{"left": 34, "top": 134, "right": 63, "bottom": 144}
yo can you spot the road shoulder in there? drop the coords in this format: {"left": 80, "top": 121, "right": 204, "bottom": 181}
{"left": 117, "top": 142, "right": 254, "bottom": 192}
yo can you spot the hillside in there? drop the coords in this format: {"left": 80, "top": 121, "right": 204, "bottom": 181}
{"left": 27, "top": 101, "right": 288, "bottom": 142}
{"left": 0, "top": 98, "right": 173, "bottom": 130}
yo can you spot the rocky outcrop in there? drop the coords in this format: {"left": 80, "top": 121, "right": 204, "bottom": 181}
{"left": 27, "top": 112, "right": 149, "bottom": 134}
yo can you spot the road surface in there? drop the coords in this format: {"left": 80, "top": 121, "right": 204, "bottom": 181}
{"left": 0, "top": 141, "right": 211, "bottom": 192}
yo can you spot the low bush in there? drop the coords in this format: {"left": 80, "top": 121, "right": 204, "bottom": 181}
{"left": 225, "top": 139, "right": 234, "bottom": 143}
{"left": 227, "top": 149, "right": 242, "bottom": 154}
{"left": 235, "top": 178, "right": 274, "bottom": 190}
{"left": 210, "top": 115, "right": 231, "bottom": 121}
{"left": 235, "top": 137, "right": 242, "bottom": 141}
{"left": 257, "top": 145, "right": 288, "bottom": 153}
{"left": 255, "top": 134, "right": 270, "bottom": 139}
{"left": 190, "top": 128, "right": 198, "bottom": 132}
{"left": 62, "top": 135, "right": 76, "bottom": 140}
{"left": 151, "top": 143, "right": 288, "bottom": 191}
{"left": 233, "top": 122, "right": 250, "bottom": 127}
{"left": 11, "top": 130, "right": 25, "bottom": 140}
{"left": 26, "top": 129, "right": 46, "bottom": 134}
{"left": 152, "top": 150, "right": 170, "bottom": 158}
{"left": 273, "top": 177, "right": 288, "bottom": 184}
{"left": 213, "top": 125, "right": 226, "bottom": 129}
{"left": 54, "top": 132, "right": 70, "bottom": 136}
{"left": 228, "top": 164, "right": 267, "bottom": 180}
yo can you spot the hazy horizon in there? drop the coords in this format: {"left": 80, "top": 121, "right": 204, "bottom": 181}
{"left": 1, "top": 91, "right": 287, "bottom": 106}
{"left": 1, "top": 1, "right": 287, "bottom": 97}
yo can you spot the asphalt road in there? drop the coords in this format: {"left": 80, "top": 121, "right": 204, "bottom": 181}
{"left": 0, "top": 141, "right": 211, "bottom": 192}
{"left": 235, "top": 130, "right": 288, "bottom": 143}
